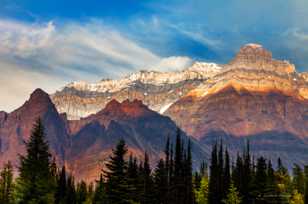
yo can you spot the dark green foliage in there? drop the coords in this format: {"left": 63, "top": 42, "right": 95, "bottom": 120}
{"left": 140, "top": 152, "right": 155, "bottom": 204}
{"left": 293, "top": 164, "right": 305, "bottom": 194}
{"left": 66, "top": 175, "right": 77, "bottom": 204}
{"left": 223, "top": 148, "right": 231, "bottom": 200}
{"left": 252, "top": 157, "right": 268, "bottom": 202}
{"left": 208, "top": 143, "right": 219, "bottom": 204}
{"left": 16, "top": 118, "right": 56, "bottom": 204}
{"left": 93, "top": 174, "right": 106, "bottom": 204}
{"left": 104, "top": 139, "right": 130, "bottom": 204}
{"left": 0, "top": 161, "right": 14, "bottom": 204}
{"left": 304, "top": 166, "right": 308, "bottom": 204}
{"left": 154, "top": 159, "right": 167, "bottom": 204}
{"left": 76, "top": 181, "right": 88, "bottom": 204}
{"left": 184, "top": 141, "right": 194, "bottom": 204}
{"left": 55, "top": 166, "right": 67, "bottom": 204}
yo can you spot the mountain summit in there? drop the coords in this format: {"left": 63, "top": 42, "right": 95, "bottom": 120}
{"left": 228, "top": 43, "right": 295, "bottom": 73}
{"left": 52, "top": 62, "right": 222, "bottom": 119}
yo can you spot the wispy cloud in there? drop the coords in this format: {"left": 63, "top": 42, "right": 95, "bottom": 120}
{"left": 0, "top": 19, "right": 192, "bottom": 111}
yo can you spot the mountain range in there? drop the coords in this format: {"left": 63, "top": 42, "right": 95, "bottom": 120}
{"left": 1, "top": 43, "right": 308, "bottom": 182}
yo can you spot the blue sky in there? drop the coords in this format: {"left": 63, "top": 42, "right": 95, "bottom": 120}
{"left": 0, "top": 0, "right": 308, "bottom": 111}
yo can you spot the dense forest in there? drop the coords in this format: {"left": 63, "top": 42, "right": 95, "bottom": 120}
{"left": 0, "top": 119, "right": 307, "bottom": 204}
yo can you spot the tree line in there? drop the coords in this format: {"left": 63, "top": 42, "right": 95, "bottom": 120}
{"left": 0, "top": 119, "right": 308, "bottom": 204}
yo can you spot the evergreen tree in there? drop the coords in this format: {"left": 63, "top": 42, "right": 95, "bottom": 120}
{"left": 184, "top": 141, "right": 194, "bottom": 204}
{"left": 217, "top": 141, "right": 224, "bottom": 203}
{"left": 76, "top": 181, "right": 88, "bottom": 204}
{"left": 209, "top": 143, "right": 219, "bottom": 204}
{"left": 16, "top": 118, "right": 56, "bottom": 204}
{"left": 290, "top": 190, "right": 304, "bottom": 204}
{"left": 195, "top": 177, "right": 208, "bottom": 204}
{"left": 127, "top": 155, "right": 139, "bottom": 203}
{"left": 222, "top": 182, "right": 241, "bottom": 204}
{"left": 0, "top": 161, "right": 14, "bottom": 204}
{"left": 154, "top": 159, "right": 167, "bottom": 204}
{"left": 172, "top": 130, "right": 185, "bottom": 204}
{"left": 241, "top": 141, "right": 252, "bottom": 204}
{"left": 275, "top": 158, "right": 291, "bottom": 203}
{"left": 223, "top": 149, "right": 231, "bottom": 200}
{"left": 231, "top": 154, "right": 243, "bottom": 195}
{"left": 304, "top": 166, "right": 308, "bottom": 204}
{"left": 104, "top": 139, "right": 130, "bottom": 204}
{"left": 55, "top": 166, "right": 67, "bottom": 204}
{"left": 293, "top": 164, "right": 305, "bottom": 194}
{"left": 66, "top": 175, "right": 77, "bottom": 204}
{"left": 265, "top": 160, "right": 276, "bottom": 199}
{"left": 140, "top": 152, "right": 155, "bottom": 204}
{"left": 252, "top": 157, "right": 268, "bottom": 202}
{"left": 93, "top": 174, "right": 106, "bottom": 204}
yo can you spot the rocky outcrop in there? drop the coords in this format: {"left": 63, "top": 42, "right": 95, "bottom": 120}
{"left": 0, "top": 89, "right": 70, "bottom": 171}
{"left": 0, "top": 89, "right": 208, "bottom": 182}
{"left": 66, "top": 99, "right": 208, "bottom": 182}
{"left": 228, "top": 43, "right": 296, "bottom": 73}
{"left": 166, "top": 86, "right": 308, "bottom": 139}
{"left": 52, "top": 62, "right": 222, "bottom": 119}
{"left": 166, "top": 44, "right": 308, "bottom": 139}
{"left": 166, "top": 44, "right": 308, "bottom": 138}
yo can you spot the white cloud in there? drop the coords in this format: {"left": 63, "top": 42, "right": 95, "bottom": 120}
{"left": 0, "top": 19, "right": 193, "bottom": 112}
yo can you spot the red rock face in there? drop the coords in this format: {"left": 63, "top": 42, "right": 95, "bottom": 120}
{"left": 0, "top": 89, "right": 207, "bottom": 183}
{"left": 166, "top": 86, "right": 308, "bottom": 139}
{"left": 0, "top": 89, "right": 70, "bottom": 171}
{"left": 66, "top": 99, "right": 207, "bottom": 182}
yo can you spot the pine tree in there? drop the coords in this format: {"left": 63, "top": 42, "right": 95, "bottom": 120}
{"left": 265, "top": 160, "right": 276, "bottom": 199}
{"left": 293, "top": 164, "right": 305, "bottom": 194}
{"left": 140, "top": 152, "right": 155, "bottom": 204}
{"left": 172, "top": 130, "right": 185, "bottom": 204}
{"left": 66, "top": 175, "right": 77, "bottom": 204}
{"left": 209, "top": 143, "right": 219, "bottom": 204}
{"left": 241, "top": 141, "right": 251, "bottom": 204}
{"left": 304, "top": 166, "right": 308, "bottom": 204}
{"left": 0, "top": 161, "right": 14, "bottom": 204}
{"left": 252, "top": 157, "right": 268, "bottom": 202}
{"left": 16, "top": 118, "right": 56, "bottom": 204}
{"left": 164, "top": 137, "right": 171, "bottom": 203}
{"left": 222, "top": 182, "right": 241, "bottom": 204}
{"left": 232, "top": 154, "right": 243, "bottom": 193}
{"left": 195, "top": 177, "right": 208, "bottom": 204}
{"left": 217, "top": 141, "right": 224, "bottom": 203}
{"left": 76, "top": 181, "right": 88, "bottom": 204}
{"left": 275, "top": 158, "right": 291, "bottom": 203}
{"left": 154, "top": 159, "right": 167, "bottom": 204}
{"left": 55, "top": 166, "right": 67, "bottom": 204}
{"left": 104, "top": 139, "right": 130, "bottom": 204}
{"left": 127, "top": 155, "right": 139, "bottom": 203}
{"left": 184, "top": 140, "right": 194, "bottom": 204}
{"left": 223, "top": 149, "right": 231, "bottom": 200}
{"left": 93, "top": 174, "right": 106, "bottom": 204}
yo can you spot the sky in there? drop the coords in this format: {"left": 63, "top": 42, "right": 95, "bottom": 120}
{"left": 0, "top": 0, "right": 308, "bottom": 112}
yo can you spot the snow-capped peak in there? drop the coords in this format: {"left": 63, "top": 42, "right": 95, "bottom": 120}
{"left": 64, "top": 62, "right": 222, "bottom": 93}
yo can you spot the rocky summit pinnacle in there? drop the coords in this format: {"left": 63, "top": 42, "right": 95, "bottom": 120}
{"left": 228, "top": 44, "right": 295, "bottom": 73}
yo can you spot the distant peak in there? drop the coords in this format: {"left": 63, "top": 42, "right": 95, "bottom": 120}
{"left": 30, "top": 88, "right": 50, "bottom": 100}
{"left": 244, "top": 43, "right": 263, "bottom": 49}
{"left": 228, "top": 43, "right": 295, "bottom": 73}
{"left": 105, "top": 99, "right": 121, "bottom": 110}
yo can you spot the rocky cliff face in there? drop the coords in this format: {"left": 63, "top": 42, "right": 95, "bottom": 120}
{"left": 166, "top": 44, "right": 308, "bottom": 139}
{"left": 52, "top": 62, "right": 222, "bottom": 119}
{"left": 0, "top": 89, "right": 70, "bottom": 170}
{"left": 164, "top": 44, "right": 308, "bottom": 167}
{"left": 0, "top": 89, "right": 207, "bottom": 182}
{"left": 66, "top": 99, "right": 207, "bottom": 182}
